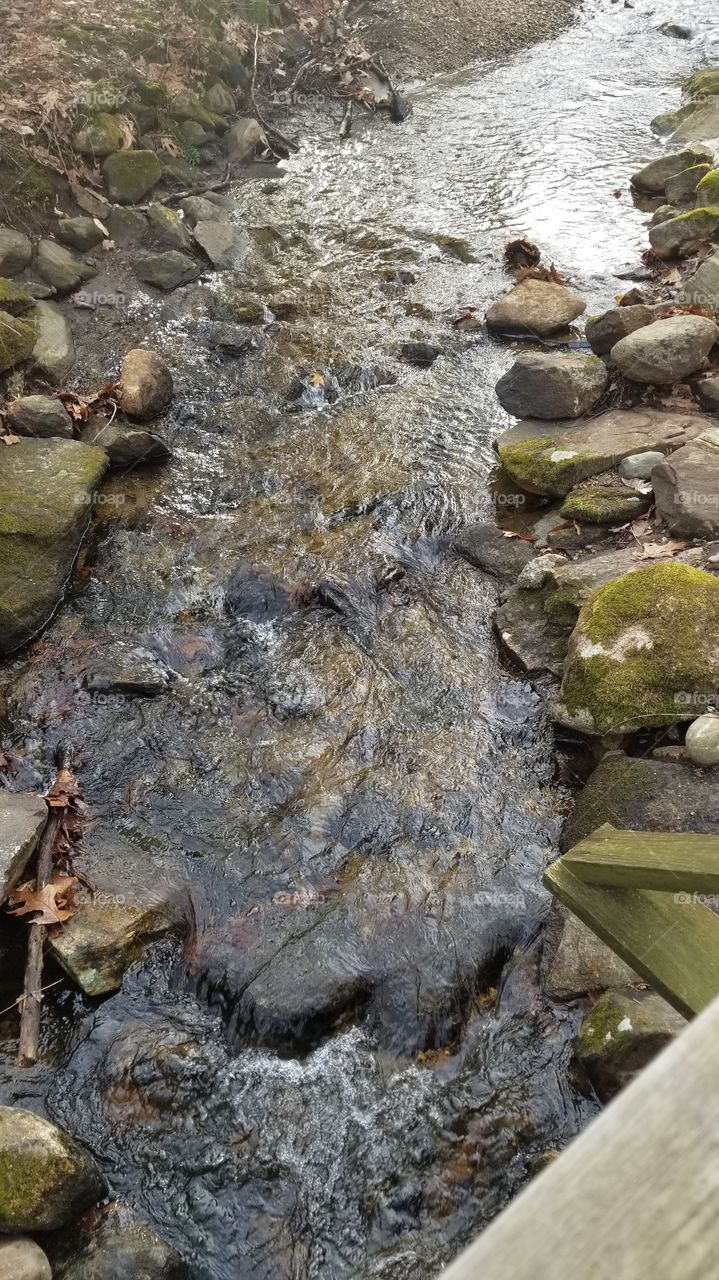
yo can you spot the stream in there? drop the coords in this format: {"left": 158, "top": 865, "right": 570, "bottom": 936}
{"left": 1, "top": 1, "right": 718, "bottom": 1276}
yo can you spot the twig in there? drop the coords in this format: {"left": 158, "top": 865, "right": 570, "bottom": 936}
{"left": 339, "top": 101, "right": 353, "bottom": 138}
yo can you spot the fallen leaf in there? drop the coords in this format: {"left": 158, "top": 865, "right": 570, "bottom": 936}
{"left": 2, "top": 433, "right": 21, "bottom": 446}
{"left": 310, "top": 370, "right": 325, "bottom": 386}
{"left": 633, "top": 540, "right": 689, "bottom": 561}
{"left": 5, "top": 875, "right": 78, "bottom": 926}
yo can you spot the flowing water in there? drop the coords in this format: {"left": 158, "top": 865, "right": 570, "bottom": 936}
{"left": 1, "top": 1, "right": 718, "bottom": 1275}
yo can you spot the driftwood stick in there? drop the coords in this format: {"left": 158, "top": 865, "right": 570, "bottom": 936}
{"left": 17, "top": 806, "right": 62, "bottom": 1065}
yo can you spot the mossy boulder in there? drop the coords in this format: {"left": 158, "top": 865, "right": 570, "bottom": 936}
{"left": 0, "top": 277, "right": 33, "bottom": 315}
{"left": 73, "top": 112, "right": 123, "bottom": 157}
{"left": 0, "top": 229, "right": 32, "bottom": 276}
{"left": 0, "top": 437, "right": 108, "bottom": 654}
{"left": 631, "top": 145, "right": 714, "bottom": 194}
{"left": 0, "top": 1106, "right": 106, "bottom": 1231}
{"left": 36, "top": 240, "right": 97, "bottom": 295}
{"left": 649, "top": 206, "right": 719, "bottom": 259}
{"left": 559, "top": 475, "right": 652, "bottom": 524}
{"left": 146, "top": 203, "right": 192, "bottom": 250}
{"left": 0, "top": 309, "right": 36, "bottom": 372}
{"left": 696, "top": 169, "right": 719, "bottom": 206}
{"left": 103, "top": 149, "right": 162, "bottom": 204}
{"left": 576, "top": 988, "right": 686, "bottom": 1101}
{"left": 556, "top": 562, "right": 719, "bottom": 734}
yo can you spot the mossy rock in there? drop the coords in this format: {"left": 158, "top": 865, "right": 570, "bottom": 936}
{"left": 649, "top": 205, "right": 719, "bottom": 258}
{"left": 134, "top": 77, "right": 168, "bottom": 106}
{"left": 0, "top": 278, "right": 33, "bottom": 315}
{"left": 73, "top": 111, "right": 123, "bottom": 157}
{"left": 560, "top": 477, "right": 652, "bottom": 525}
{"left": 0, "top": 1105, "right": 106, "bottom": 1231}
{"left": 0, "top": 309, "right": 36, "bottom": 372}
{"left": 576, "top": 988, "right": 686, "bottom": 1101}
{"left": 684, "top": 68, "right": 719, "bottom": 100}
{"left": 58, "top": 25, "right": 101, "bottom": 51}
{"left": 103, "top": 149, "right": 162, "bottom": 204}
{"left": 696, "top": 170, "right": 719, "bottom": 206}
{"left": 168, "top": 92, "right": 219, "bottom": 132}
{"left": 556, "top": 562, "right": 719, "bottom": 734}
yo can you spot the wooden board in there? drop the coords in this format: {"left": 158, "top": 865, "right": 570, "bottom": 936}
{"left": 564, "top": 822, "right": 719, "bottom": 893}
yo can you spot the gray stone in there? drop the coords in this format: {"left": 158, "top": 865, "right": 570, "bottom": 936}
{"left": 685, "top": 713, "right": 719, "bottom": 765}
{"left": 668, "top": 101, "right": 719, "bottom": 144}
{"left": 453, "top": 521, "right": 535, "bottom": 580}
{"left": 576, "top": 988, "right": 687, "bottom": 1101}
{"left": 543, "top": 904, "right": 639, "bottom": 1001}
{"left": 146, "top": 203, "right": 192, "bottom": 250}
{"left": 35, "top": 239, "right": 96, "bottom": 294}
{"left": 515, "top": 552, "right": 568, "bottom": 589}
{"left": 585, "top": 304, "right": 655, "bottom": 355}
{"left": 649, "top": 204, "right": 677, "bottom": 226}
{"left": 56, "top": 216, "right": 106, "bottom": 251}
{"left": 204, "top": 80, "right": 236, "bottom": 115}
{"left": 631, "top": 145, "right": 714, "bottom": 193}
{"left": 179, "top": 195, "right": 230, "bottom": 227}
{"left": 495, "top": 352, "right": 608, "bottom": 420}
{"left": 0, "top": 1237, "right": 52, "bottom": 1280}
{"left": 118, "top": 347, "right": 173, "bottom": 420}
{"left": 31, "top": 301, "right": 76, "bottom": 381}
{"left": 0, "top": 792, "right": 47, "bottom": 898}
{"left": 0, "top": 1106, "right": 107, "bottom": 1231}
{"left": 80, "top": 417, "right": 171, "bottom": 468}
{"left": 680, "top": 250, "right": 719, "bottom": 307}
{"left": 652, "top": 429, "right": 719, "bottom": 536}
{"left": 494, "top": 587, "right": 568, "bottom": 675}
{"left": 664, "top": 163, "right": 712, "bottom": 204}
{"left": 690, "top": 372, "right": 719, "bottom": 411}
{"left": 649, "top": 208, "right": 719, "bottom": 259}
{"left": 50, "top": 1203, "right": 188, "bottom": 1280}
{"left": 485, "top": 279, "right": 586, "bottom": 337}
{"left": 107, "top": 206, "right": 148, "bottom": 243}
{"left": 610, "top": 315, "right": 719, "bottom": 383}
{"left": 69, "top": 182, "right": 111, "bottom": 219}
{"left": 103, "top": 150, "right": 162, "bottom": 204}
{"left": 0, "top": 229, "right": 32, "bottom": 276}
{"left": 225, "top": 117, "right": 265, "bottom": 161}
{"left": 85, "top": 643, "right": 170, "bottom": 696}
{"left": 618, "top": 450, "right": 665, "bottom": 480}
{"left": 7, "top": 395, "right": 73, "bottom": 439}
{"left": 23, "top": 282, "right": 55, "bottom": 300}
{"left": 658, "top": 21, "right": 692, "bottom": 38}
{"left": 135, "top": 251, "right": 201, "bottom": 290}
{"left": 192, "top": 220, "right": 252, "bottom": 270}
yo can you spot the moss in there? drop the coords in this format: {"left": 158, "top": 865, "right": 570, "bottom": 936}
{"left": 671, "top": 204, "right": 719, "bottom": 223}
{"left": 6, "top": 160, "right": 54, "bottom": 205}
{"left": 498, "top": 434, "right": 597, "bottom": 498}
{"left": 58, "top": 25, "right": 100, "bottom": 51}
{"left": 696, "top": 170, "right": 719, "bottom": 206}
{"left": 684, "top": 68, "right": 719, "bottom": 100}
{"left": 73, "top": 111, "right": 123, "bottom": 157}
{"left": 0, "top": 278, "right": 32, "bottom": 314}
{"left": 560, "top": 755, "right": 658, "bottom": 851}
{"left": 544, "top": 584, "right": 584, "bottom": 629}
{"left": 560, "top": 482, "right": 649, "bottom": 525}
{"left": 168, "top": 91, "right": 218, "bottom": 132}
{"left": 103, "top": 149, "right": 162, "bottom": 204}
{"left": 0, "top": 311, "right": 36, "bottom": 373}
{"left": 0, "top": 1147, "right": 65, "bottom": 1224}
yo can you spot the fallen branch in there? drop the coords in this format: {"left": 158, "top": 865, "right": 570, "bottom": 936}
{"left": 339, "top": 101, "right": 353, "bottom": 138}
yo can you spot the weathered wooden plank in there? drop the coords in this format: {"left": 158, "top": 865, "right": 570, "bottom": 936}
{"left": 564, "top": 822, "right": 719, "bottom": 892}
{"left": 543, "top": 858, "right": 719, "bottom": 1018}
{"left": 440, "top": 993, "right": 719, "bottom": 1280}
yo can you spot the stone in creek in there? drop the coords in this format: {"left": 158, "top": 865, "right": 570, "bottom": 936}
{"left": 652, "top": 428, "right": 719, "bottom": 536}
{"left": 80, "top": 416, "right": 171, "bottom": 468}
{"left": 690, "top": 372, "right": 719, "bottom": 411}
{"left": 678, "top": 247, "right": 719, "bottom": 305}
{"left": 493, "top": 586, "right": 569, "bottom": 675}
{"left": 135, "top": 251, "right": 201, "bottom": 290}
{"left": 485, "top": 278, "right": 586, "bottom": 337}
{"left": 685, "top": 713, "right": 719, "bottom": 766}
{"left": 497, "top": 407, "right": 705, "bottom": 497}
{"left": 400, "top": 341, "right": 442, "bottom": 366}
{"left": 618, "top": 450, "right": 665, "bottom": 480}
{"left": 118, "top": 347, "right": 173, "bottom": 420}
{"left": 49, "top": 1203, "right": 189, "bottom": 1280}
{"left": 179, "top": 194, "right": 230, "bottom": 227}
{"left": 0, "top": 437, "right": 108, "bottom": 655}
{"left": 0, "top": 791, "right": 47, "bottom": 898}
{"left": 225, "top": 117, "right": 265, "bottom": 161}
{"left": 0, "top": 1236, "right": 52, "bottom": 1280}
{"left": 575, "top": 987, "right": 687, "bottom": 1102}
{"left": 103, "top": 149, "right": 162, "bottom": 204}
{"left": 146, "top": 202, "right": 192, "bottom": 251}
{"left": 56, "top": 216, "right": 106, "bottom": 251}
{"left": 49, "top": 830, "right": 192, "bottom": 996}
{"left": 35, "top": 239, "right": 97, "bottom": 295}
{"left": 7, "top": 394, "right": 73, "bottom": 439}
{"left": 649, "top": 207, "right": 719, "bottom": 259}
{"left": 668, "top": 102, "right": 719, "bottom": 145}
{"left": 452, "top": 521, "right": 535, "bottom": 580}
{"left": 0, "top": 310, "right": 36, "bottom": 372}
{"left": 610, "top": 314, "right": 719, "bottom": 383}
{"left": 542, "top": 544, "right": 703, "bottom": 630}
{"left": 559, "top": 473, "right": 652, "bottom": 525}
{"left": 495, "top": 352, "right": 608, "bottom": 420}
{"left": 0, "top": 228, "right": 32, "bottom": 276}
{"left": 192, "top": 220, "right": 251, "bottom": 270}
{"left": 649, "top": 204, "right": 677, "bottom": 226}
{"left": 585, "top": 304, "right": 656, "bottom": 355}
{"left": 543, "top": 903, "right": 639, "bottom": 1001}
{"left": 631, "top": 145, "right": 714, "bottom": 194}
{"left": 664, "top": 163, "right": 712, "bottom": 205}
{"left": 0, "top": 1106, "right": 107, "bottom": 1231}
{"left": 658, "top": 22, "right": 692, "bottom": 38}
{"left": 31, "top": 300, "right": 76, "bottom": 381}
{"left": 84, "top": 642, "right": 170, "bottom": 696}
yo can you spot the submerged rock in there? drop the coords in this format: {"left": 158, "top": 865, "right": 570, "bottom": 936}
{"left": 485, "top": 279, "right": 586, "bottom": 337}
{"left": 652, "top": 427, "right": 719, "bottom": 536}
{"left": 118, "top": 348, "right": 173, "bottom": 420}
{"left": 495, "top": 352, "right": 608, "bottom": 420}
{"left": 610, "top": 314, "right": 719, "bottom": 383}
{"left": 685, "top": 713, "right": 719, "bottom": 766}
{"left": 585, "top": 304, "right": 655, "bottom": 355}
{"left": 0, "top": 229, "right": 32, "bottom": 276}
{"left": 136, "top": 251, "right": 201, "bottom": 290}
{"left": 0, "top": 1106, "right": 106, "bottom": 1231}
{"left": 50, "top": 1202, "right": 188, "bottom": 1280}
{"left": 543, "top": 904, "right": 639, "bottom": 1000}
{"left": 0, "top": 1236, "right": 52, "bottom": 1280}
{"left": 84, "top": 643, "right": 170, "bottom": 696}
{"left": 649, "top": 207, "right": 719, "bottom": 259}
{"left": 7, "top": 394, "right": 73, "bottom": 439}
{"left": 576, "top": 988, "right": 686, "bottom": 1102}
{"left": 494, "top": 586, "right": 568, "bottom": 675}
{"left": 103, "top": 150, "right": 162, "bottom": 204}
{"left": 631, "top": 145, "right": 714, "bottom": 194}
{"left": 35, "top": 239, "right": 96, "bottom": 295}
{"left": 0, "top": 791, "right": 47, "bottom": 898}
{"left": 31, "top": 300, "right": 76, "bottom": 381}
{"left": 80, "top": 417, "right": 171, "bottom": 468}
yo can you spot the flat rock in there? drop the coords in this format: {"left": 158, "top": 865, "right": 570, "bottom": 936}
{"left": 136, "top": 251, "right": 201, "bottom": 291}
{"left": 50, "top": 1203, "right": 188, "bottom": 1280}
{"left": 0, "top": 1106, "right": 106, "bottom": 1231}
{"left": 35, "top": 240, "right": 96, "bottom": 294}
{"left": 56, "top": 216, "right": 106, "bottom": 251}
{"left": 494, "top": 586, "right": 568, "bottom": 675}
{"left": 0, "top": 437, "right": 108, "bottom": 654}
{"left": 496, "top": 352, "right": 608, "bottom": 420}
{"left": 7, "top": 394, "right": 73, "bottom": 438}
{"left": 576, "top": 988, "right": 687, "bottom": 1101}
{"left": 610, "top": 314, "right": 719, "bottom": 383}
{"left": 585, "top": 304, "right": 656, "bottom": 355}
{"left": 559, "top": 473, "right": 652, "bottom": 525}
{"left": 485, "top": 279, "right": 586, "bottom": 337}
{"left": 192, "top": 220, "right": 252, "bottom": 270}
{"left": 0, "top": 229, "right": 32, "bottom": 276}
{"left": 652, "top": 427, "right": 719, "bottom": 536}
{"left": 497, "top": 407, "right": 706, "bottom": 497}
{"left": 649, "top": 207, "right": 719, "bottom": 259}
{"left": 179, "top": 195, "right": 230, "bottom": 227}
{"left": 106, "top": 206, "right": 148, "bottom": 243}
{"left": 453, "top": 521, "right": 535, "bottom": 580}
{"left": 0, "top": 1237, "right": 52, "bottom": 1280}
{"left": 31, "top": 300, "right": 76, "bottom": 381}
{"left": 0, "top": 792, "right": 47, "bottom": 898}
{"left": 543, "top": 903, "right": 639, "bottom": 1000}
{"left": 678, "top": 246, "right": 719, "bottom": 304}
{"left": 80, "top": 417, "right": 171, "bottom": 468}
{"left": 631, "top": 145, "right": 714, "bottom": 193}
{"left": 118, "top": 347, "right": 173, "bottom": 420}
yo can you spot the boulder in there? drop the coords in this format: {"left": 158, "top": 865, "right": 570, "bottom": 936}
{"left": 696, "top": 169, "right": 719, "bottom": 206}
{"left": 559, "top": 474, "right": 652, "bottom": 524}
{"left": 515, "top": 552, "right": 568, "bottom": 589}
{"left": 0, "top": 437, "right": 108, "bottom": 654}
{"left": 146, "top": 203, "right": 192, "bottom": 251}
{"left": 118, "top": 348, "right": 173, "bottom": 420}
{"left": 631, "top": 145, "right": 714, "bottom": 193}
{"left": 35, "top": 240, "right": 96, "bottom": 295}
{"left": 485, "top": 279, "right": 586, "bottom": 337}
{"left": 0, "top": 1237, "right": 52, "bottom": 1280}
{"left": 204, "top": 80, "right": 236, "bottom": 116}
{"left": 555, "top": 562, "right": 719, "bottom": 734}
{"left": 179, "top": 120, "right": 209, "bottom": 146}
{"left": 664, "top": 163, "right": 711, "bottom": 204}
{"left": 649, "top": 207, "right": 719, "bottom": 259}
{"left": 0, "top": 792, "right": 47, "bottom": 898}
{"left": 543, "top": 903, "right": 639, "bottom": 1000}
{"left": 192, "top": 221, "right": 251, "bottom": 270}
{"left": 610, "top": 314, "right": 719, "bottom": 383}
{"left": 31, "top": 300, "right": 76, "bottom": 381}
{"left": 678, "top": 246, "right": 719, "bottom": 305}
{"left": 585, "top": 304, "right": 655, "bottom": 355}
{"left": 0, "top": 1106, "right": 106, "bottom": 1231}
{"left": 80, "top": 417, "right": 170, "bottom": 468}
{"left": 495, "top": 352, "right": 608, "bottom": 420}
{"left": 56, "top": 216, "right": 106, "bottom": 251}
{"left": 225, "top": 117, "right": 265, "bottom": 161}
{"left": 0, "top": 229, "right": 32, "bottom": 277}
{"left": 7, "top": 395, "right": 73, "bottom": 439}
{"left": 73, "top": 112, "right": 123, "bottom": 157}
{"left": 135, "top": 251, "right": 201, "bottom": 290}
{"left": 179, "top": 195, "right": 230, "bottom": 227}
{"left": 49, "top": 1203, "right": 188, "bottom": 1280}
{"left": 658, "top": 21, "right": 692, "bottom": 38}
{"left": 168, "top": 91, "right": 219, "bottom": 131}
{"left": 685, "top": 713, "right": 719, "bottom": 765}
{"left": 618, "top": 450, "right": 665, "bottom": 480}
{"left": 668, "top": 102, "right": 719, "bottom": 144}
{"left": 497, "top": 407, "right": 704, "bottom": 497}
{"left": 649, "top": 204, "right": 677, "bottom": 226}
{"left": 652, "top": 427, "right": 719, "bottom": 536}
{"left": 453, "top": 521, "right": 535, "bottom": 580}
{"left": 576, "top": 988, "right": 687, "bottom": 1102}
{"left": 543, "top": 545, "right": 702, "bottom": 629}
{"left": 690, "top": 372, "right": 719, "bottom": 411}
{"left": 0, "top": 310, "right": 36, "bottom": 372}
{"left": 0, "top": 278, "right": 34, "bottom": 315}
{"left": 103, "top": 150, "right": 162, "bottom": 204}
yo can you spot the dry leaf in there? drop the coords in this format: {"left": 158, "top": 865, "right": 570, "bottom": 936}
{"left": 310, "top": 370, "right": 325, "bottom": 386}
{"left": 6, "top": 875, "right": 78, "bottom": 926}
{"left": 633, "top": 540, "right": 689, "bottom": 561}
{"left": 2, "top": 433, "right": 21, "bottom": 446}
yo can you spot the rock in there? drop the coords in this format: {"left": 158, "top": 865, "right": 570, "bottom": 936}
{"left": 543, "top": 904, "right": 639, "bottom": 1000}
{"left": 0, "top": 310, "right": 36, "bottom": 373}
{"left": 494, "top": 586, "right": 568, "bottom": 675}
{"left": 118, "top": 348, "right": 173, "bottom": 420}
{"left": 678, "top": 247, "right": 719, "bottom": 305}
{"left": 649, "top": 207, "right": 719, "bottom": 259}
{"left": 49, "top": 830, "right": 191, "bottom": 995}
{"left": 135, "top": 251, "right": 201, "bottom": 290}
{"left": 49, "top": 1202, "right": 188, "bottom": 1280}
{"left": 495, "top": 352, "right": 608, "bottom": 420}
{"left": 24, "top": 282, "right": 55, "bottom": 300}
{"left": 180, "top": 120, "right": 209, "bottom": 146}
{"left": 192, "top": 221, "right": 251, "bottom": 270}
{"left": 652, "top": 427, "right": 719, "bottom": 536}
{"left": 0, "top": 229, "right": 32, "bottom": 276}
{"left": 179, "top": 195, "right": 230, "bottom": 227}
{"left": 6, "top": 395, "right": 73, "bottom": 439}
{"left": 168, "top": 91, "right": 219, "bottom": 131}
{"left": 31, "top": 300, "right": 76, "bottom": 380}
{"left": 106, "top": 206, "right": 148, "bottom": 244}
{"left": 0, "top": 278, "right": 34, "bottom": 315}
{"left": 80, "top": 416, "right": 170, "bottom": 468}
{"left": 619, "top": 287, "right": 652, "bottom": 306}
{"left": 668, "top": 102, "right": 719, "bottom": 145}
{"left": 70, "top": 182, "right": 111, "bottom": 219}
{"left": 35, "top": 239, "right": 96, "bottom": 294}
{"left": 0, "top": 792, "right": 47, "bottom": 898}
{"left": 543, "top": 545, "right": 701, "bottom": 629}
{"left": 690, "top": 372, "right": 719, "bottom": 410}
{"left": 225, "top": 117, "right": 265, "bottom": 161}
{"left": 0, "top": 1237, "right": 52, "bottom": 1280}
{"left": 453, "top": 521, "right": 535, "bottom": 580}
{"left": 576, "top": 988, "right": 686, "bottom": 1102}
{"left": 685, "top": 713, "right": 719, "bottom": 765}
{"left": 84, "top": 643, "right": 170, "bottom": 696}
{"left": 146, "top": 203, "right": 192, "bottom": 251}
{"left": 559, "top": 474, "right": 652, "bottom": 524}
{"left": 696, "top": 169, "right": 719, "bottom": 206}
{"left": 649, "top": 204, "right": 677, "bottom": 226}
{"left": 515, "top": 552, "right": 568, "bottom": 589}
{"left": 204, "top": 80, "right": 236, "bottom": 116}
{"left": 631, "top": 145, "right": 714, "bottom": 194}
{"left": 555, "top": 562, "right": 719, "bottom": 734}
{"left": 485, "top": 279, "right": 586, "bottom": 337}
{"left": 56, "top": 216, "right": 106, "bottom": 251}
{"left": 73, "top": 112, "right": 123, "bottom": 157}
{"left": 585, "top": 304, "right": 655, "bottom": 355}
{"left": 0, "top": 1106, "right": 106, "bottom": 1231}
{"left": 400, "top": 341, "right": 442, "bottom": 367}
{"left": 684, "top": 68, "right": 719, "bottom": 98}
{"left": 659, "top": 21, "right": 692, "bottom": 37}
{"left": 618, "top": 450, "right": 665, "bottom": 480}
{"left": 610, "top": 314, "right": 719, "bottom": 383}
{"left": 562, "top": 753, "right": 719, "bottom": 850}
{"left": 664, "top": 163, "right": 712, "bottom": 204}
{"left": 103, "top": 150, "right": 162, "bottom": 204}
{"left": 0, "top": 437, "right": 108, "bottom": 654}
{"left": 497, "top": 407, "right": 704, "bottom": 497}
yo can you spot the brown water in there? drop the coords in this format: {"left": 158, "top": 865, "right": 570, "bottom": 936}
{"left": 0, "top": 1, "right": 716, "bottom": 1275}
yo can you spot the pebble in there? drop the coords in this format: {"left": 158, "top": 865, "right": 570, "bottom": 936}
{"left": 685, "top": 714, "right": 719, "bottom": 767}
